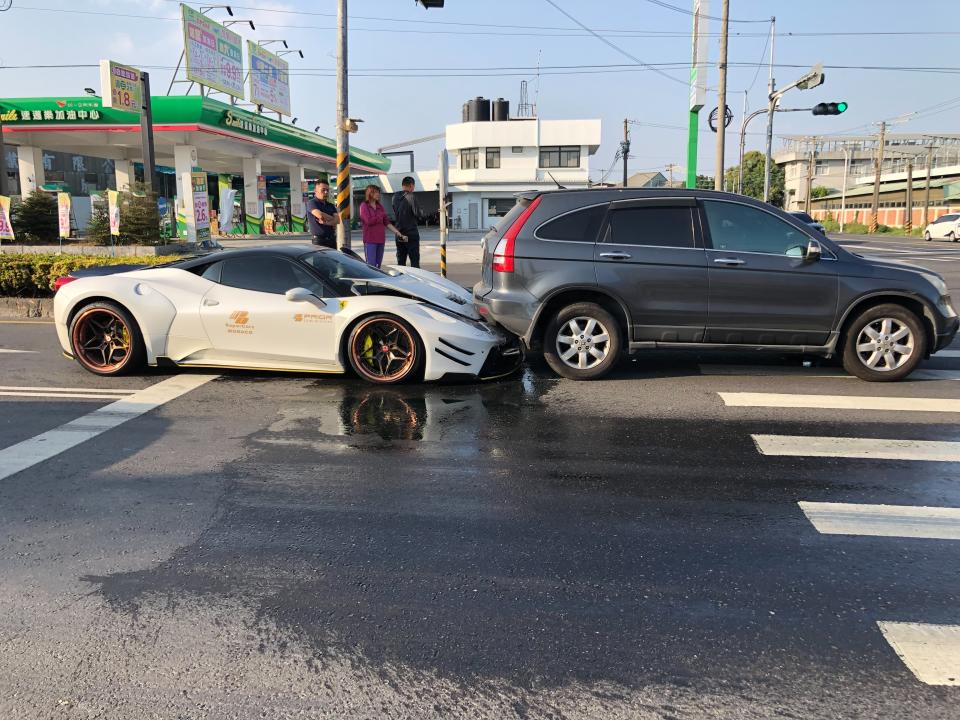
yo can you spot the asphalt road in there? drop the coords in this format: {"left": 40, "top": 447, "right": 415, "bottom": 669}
{"left": 1, "top": 233, "right": 959, "bottom": 718}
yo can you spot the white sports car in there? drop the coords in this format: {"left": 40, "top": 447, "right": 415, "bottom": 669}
{"left": 54, "top": 246, "right": 521, "bottom": 384}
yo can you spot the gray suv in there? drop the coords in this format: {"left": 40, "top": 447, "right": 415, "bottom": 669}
{"left": 473, "top": 189, "right": 958, "bottom": 381}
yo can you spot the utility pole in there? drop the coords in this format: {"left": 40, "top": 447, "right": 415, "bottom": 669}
{"left": 869, "top": 121, "right": 886, "bottom": 233}
{"left": 762, "top": 16, "right": 776, "bottom": 202}
{"left": 335, "top": 0, "right": 351, "bottom": 249}
{"left": 923, "top": 144, "right": 934, "bottom": 228}
{"left": 714, "top": 0, "right": 730, "bottom": 191}
{"left": 665, "top": 163, "right": 677, "bottom": 187}
{"left": 622, "top": 119, "right": 630, "bottom": 187}
{"left": 905, "top": 157, "right": 913, "bottom": 233}
{"left": 438, "top": 150, "right": 448, "bottom": 278}
{"left": 805, "top": 140, "right": 815, "bottom": 214}
{"left": 839, "top": 144, "right": 851, "bottom": 233}
{"left": 0, "top": 112, "right": 7, "bottom": 197}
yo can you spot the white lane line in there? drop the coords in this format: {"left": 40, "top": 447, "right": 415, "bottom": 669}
{"left": 721, "top": 392, "right": 960, "bottom": 413}
{"left": 0, "top": 374, "right": 218, "bottom": 482}
{"left": 937, "top": 350, "right": 960, "bottom": 358}
{"left": 798, "top": 501, "right": 960, "bottom": 540}
{"left": 701, "top": 366, "right": 960, "bottom": 381}
{"left": 877, "top": 622, "right": 960, "bottom": 686}
{"left": 753, "top": 434, "right": 960, "bottom": 462}
{"left": 0, "top": 385, "right": 137, "bottom": 394}
{"left": 0, "top": 391, "right": 141, "bottom": 400}
{"left": 0, "top": 349, "right": 38, "bottom": 354}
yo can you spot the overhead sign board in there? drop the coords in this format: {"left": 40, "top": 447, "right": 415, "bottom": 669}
{"left": 248, "top": 42, "right": 292, "bottom": 116}
{"left": 689, "top": 0, "right": 709, "bottom": 112}
{"left": 181, "top": 3, "right": 244, "bottom": 99}
{"left": 99, "top": 60, "right": 143, "bottom": 114}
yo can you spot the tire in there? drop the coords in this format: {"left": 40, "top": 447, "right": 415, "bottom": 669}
{"left": 950, "top": 232, "right": 958, "bottom": 243}
{"left": 69, "top": 300, "right": 145, "bottom": 376}
{"left": 924, "top": 231, "right": 931, "bottom": 241}
{"left": 543, "top": 302, "right": 622, "bottom": 380}
{"left": 841, "top": 303, "right": 926, "bottom": 382}
{"left": 347, "top": 314, "right": 423, "bottom": 385}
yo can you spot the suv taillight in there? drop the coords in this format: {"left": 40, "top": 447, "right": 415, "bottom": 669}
{"left": 492, "top": 196, "right": 541, "bottom": 273}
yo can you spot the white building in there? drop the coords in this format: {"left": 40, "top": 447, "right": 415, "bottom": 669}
{"left": 380, "top": 116, "right": 601, "bottom": 231}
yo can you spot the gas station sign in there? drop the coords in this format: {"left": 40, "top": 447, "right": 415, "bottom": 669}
{"left": 99, "top": 60, "right": 143, "bottom": 115}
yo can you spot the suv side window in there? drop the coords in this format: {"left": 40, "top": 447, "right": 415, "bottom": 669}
{"left": 536, "top": 204, "right": 607, "bottom": 242}
{"left": 219, "top": 256, "right": 325, "bottom": 296}
{"left": 604, "top": 206, "right": 696, "bottom": 248}
{"left": 703, "top": 200, "right": 808, "bottom": 256}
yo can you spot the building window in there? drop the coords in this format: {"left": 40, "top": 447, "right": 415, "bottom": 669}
{"left": 539, "top": 145, "right": 581, "bottom": 168}
{"left": 461, "top": 148, "right": 479, "bottom": 170}
{"left": 511, "top": 146, "right": 523, "bottom": 154}
{"left": 485, "top": 148, "right": 501, "bottom": 169}
{"left": 814, "top": 160, "right": 829, "bottom": 176}
{"left": 486, "top": 198, "right": 515, "bottom": 217}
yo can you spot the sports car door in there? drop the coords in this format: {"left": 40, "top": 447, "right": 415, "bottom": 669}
{"left": 198, "top": 256, "right": 339, "bottom": 369}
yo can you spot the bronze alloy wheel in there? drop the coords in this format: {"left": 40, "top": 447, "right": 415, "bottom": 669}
{"left": 71, "top": 306, "right": 136, "bottom": 374}
{"left": 349, "top": 316, "right": 420, "bottom": 384}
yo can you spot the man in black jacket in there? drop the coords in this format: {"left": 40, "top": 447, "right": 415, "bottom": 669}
{"left": 391, "top": 176, "right": 422, "bottom": 267}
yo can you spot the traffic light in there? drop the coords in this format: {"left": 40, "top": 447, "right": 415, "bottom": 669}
{"left": 812, "top": 102, "right": 848, "bottom": 116}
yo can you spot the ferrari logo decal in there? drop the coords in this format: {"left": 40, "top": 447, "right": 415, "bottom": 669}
{"left": 226, "top": 310, "right": 254, "bottom": 335}
{"left": 338, "top": 300, "right": 348, "bottom": 310}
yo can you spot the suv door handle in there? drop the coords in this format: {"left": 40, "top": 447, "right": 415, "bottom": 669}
{"left": 599, "top": 252, "right": 632, "bottom": 260}
{"left": 203, "top": 298, "right": 220, "bottom": 307}
{"left": 713, "top": 257, "right": 745, "bottom": 266}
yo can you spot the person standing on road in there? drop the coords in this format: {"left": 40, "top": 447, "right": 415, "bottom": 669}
{"left": 305, "top": 179, "right": 340, "bottom": 249}
{"left": 359, "top": 185, "right": 404, "bottom": 268}
{"left": 391, "top": 176, "right": 423, "bottom": 267}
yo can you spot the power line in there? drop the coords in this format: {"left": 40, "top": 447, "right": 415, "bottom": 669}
{"left": 642, "top": 0, "right": 769, "bottom": 23}
{"left": 542, "top": 0, "right": 690, "bottom": 86}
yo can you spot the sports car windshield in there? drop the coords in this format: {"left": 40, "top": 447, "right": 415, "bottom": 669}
{"left": 299, "top": 250, "right": 395, "bottom": 296}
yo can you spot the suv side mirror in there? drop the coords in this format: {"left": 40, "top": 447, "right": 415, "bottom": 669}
{"left": 285, "top": 287, "right": 326, "bottom": 306}
{"left": 805, "top": 239, "right": 823, "bottom": 262}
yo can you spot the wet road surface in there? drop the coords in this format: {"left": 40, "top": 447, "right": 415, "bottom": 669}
{"left": 0, "top": 234, "right": 959, "bottom": 718}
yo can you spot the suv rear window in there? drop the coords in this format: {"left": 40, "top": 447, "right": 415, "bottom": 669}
{"left": 535, "top": 204, "right": 607, "bottom": 242}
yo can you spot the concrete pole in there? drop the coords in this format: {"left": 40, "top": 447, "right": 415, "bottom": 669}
{"left": 0, "top": 114, "right": 7, "bottom": 197}
{"left": 622, "top": 118, "right": 629, "bottom": 187}
{"left": 714, "top": 0, "right": 730, "bottom": 191}
{"left": 762, "top": 17, "right": 776, "bottom": 203}
{"left": 839, "top": 146, "right": 850, "bottom": 233}
{"left": 869, "top": 121, "right": 886, "bottom": 233}
{"left": 805, "top": 143, "right": 814, "bottom": 214}
{"left": 905, "top": 159, "right": 913, "bottom": 233}
{"left": 335, "top": 0, "right": 351, "bottom": 249}
{"left": 924, "top": 145, "right": 934, "bottom": 228}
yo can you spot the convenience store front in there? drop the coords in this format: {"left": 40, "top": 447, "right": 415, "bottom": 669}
{"left": 0, "top": 95, "right": 390, "bottom": 238}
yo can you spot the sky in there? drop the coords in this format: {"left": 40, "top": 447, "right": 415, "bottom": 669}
{"left": 1, "top": 0, "right": 958, "bottom": 181}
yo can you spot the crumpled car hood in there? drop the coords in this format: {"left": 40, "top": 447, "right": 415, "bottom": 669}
{"left": 361, "top": 265, "right": 481, "bottom": 320}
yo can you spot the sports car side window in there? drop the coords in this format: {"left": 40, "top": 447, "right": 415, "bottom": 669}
{"left": 200, "top": 261, "right": 222, "bottom": 283}
{"left": 220, "top": 257, "right": 311, "bottom": 295}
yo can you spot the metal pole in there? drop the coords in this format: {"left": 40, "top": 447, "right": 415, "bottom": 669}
{"left": 839, "top": 146, "right": 850, "bottom": 233}
{"left": 140, "top": 72, "right": 157, "bottom": 196}
{"left": 438, "top": 150, "right": 449, "bottom": 277}
{"left": 167, "top": 50, "right": 185, "bottom": 96}
{"left": 738, "top": 108, "right": 766, "bottom": 196}
{"left": 714, "top": 0, "right": 730, "bottom": 191}
{"left": 335, "top": 0, "right": 351, "bottom": 249}
{"left": 869, "top": 121, "right": 886, "bottom": 233}
{"left": 686, "top": 111, "right": 699, "bottom": 188}
{"left": 905, "top": 158, "right": 913, "bottom": 234}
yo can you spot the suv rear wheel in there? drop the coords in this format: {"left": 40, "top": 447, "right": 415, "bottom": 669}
{"left": 841, "top": 303, "right": 926, "bottom": 381}
{"left": 543, "top": 302, "right": 622, "bottom": 380}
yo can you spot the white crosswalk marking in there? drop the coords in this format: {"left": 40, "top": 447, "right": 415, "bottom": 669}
{"left": 0, "top": 385, "right": 137, "bottom": 394}
{"left": 700, "top": 365, "right": 960, "bottom": 380}
{"left": 753, "top": 434, "right": 960, "bottom": 462}
{"left": 937, "top": 350, "right": 960, "bottom": 358}
{"left": 798, "top": 502, "right": 960, "bottom": 540}
{"left": 0, "top": 349, "right": 38, "bottom": 354}
{"left": 877, "top": 622, "right": 960, "bottom": 686}
{"left": 721, "top": 392, "right": 960, "bottom": 413}
{"left": 0, "top": 374, "right": 217, "bottom": 482}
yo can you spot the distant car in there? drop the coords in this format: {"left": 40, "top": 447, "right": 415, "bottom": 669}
{"left": 924, "top": 213, "right": 960, "bottom": 242}
{"left": 473, "top": 188, "right": 958, "bottom": 382}
{"left": 54, "top": 246, "right": 520, "bottom": 384}
{"left": 788, "top": 211, "right": 826, "bottom": 235}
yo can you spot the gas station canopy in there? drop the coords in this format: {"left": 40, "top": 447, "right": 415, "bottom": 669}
{"left": 0, "top": 95, "right": 390, "bottom": 176}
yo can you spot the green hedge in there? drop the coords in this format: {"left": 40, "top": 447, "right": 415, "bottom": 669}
{"left": 0, "top": 254, "right": 180, "bottom": 297}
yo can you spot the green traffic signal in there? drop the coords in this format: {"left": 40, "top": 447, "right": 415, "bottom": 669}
{"left": 812, "top": 102, "right": 849, "bottom": 116}
{"left": 837, "top": 102, "right": 848, "bottom": 113}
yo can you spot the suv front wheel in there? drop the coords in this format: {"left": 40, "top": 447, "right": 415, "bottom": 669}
{"left": 543, "top": 302, "right": 622, "bottom": 380}
{"left": 841, "top": 303, "right": 926, "bottom": 381}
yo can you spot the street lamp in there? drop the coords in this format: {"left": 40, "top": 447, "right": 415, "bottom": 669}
{"left": 259, "top": 40, "right": 289, "bottom": 49}
{"left": 223, "top": 19, "right": 255, "bottom": 30}
{"left": 277, "top": 49, "right": 305, "bottom": 59}
{"left": 83, "top": 88, "right": 97, "bottom": 96}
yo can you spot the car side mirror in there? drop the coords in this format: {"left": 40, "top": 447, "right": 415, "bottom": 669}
{"left": 805, "top": 239, "right": 822, "bottom": 262}
{"left": 285, "top": 287, "right": 326, "bottom": 306}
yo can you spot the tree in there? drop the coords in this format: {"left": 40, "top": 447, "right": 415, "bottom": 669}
{"left": 117, "top": 186, "right": 160, "bottom": 246}
{"left": 85, "top": 196, "right": 111, "bottom": 245}
{"left": 11, "top": 190, "right": 58, "bottom": 243}
{"left": 811, "top": 186, "right": 832, "bottom": 199}
{"left": 723, "top": 151, "right": 786, "bottom": 207}
{"left": 695, "top": 174, "right": 714, "bottom": 189}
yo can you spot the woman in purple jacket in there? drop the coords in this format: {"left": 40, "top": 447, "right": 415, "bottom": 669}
{"left": 359, "top": 186, "right": 404, "bottom": 267}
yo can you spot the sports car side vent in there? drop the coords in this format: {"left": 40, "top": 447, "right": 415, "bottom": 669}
{"left": 435, "top": 348, "right": 471, "bottom": 366}
{"left": 438, "top": 338, "right": 475, "bottom": 356}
